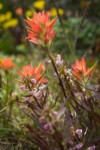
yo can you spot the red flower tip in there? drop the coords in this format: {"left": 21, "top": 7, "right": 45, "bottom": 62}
{"left": 72, "top": 57, "right": 95, "bottom": 80}
{"left": 25, "top": 11, "right": 57, "bottom": 46}
{"left": 0, "top": 58, "right": 15, "bottom": 70}
{"left": 18, "top": 64, "right": 48, "bottom": 84}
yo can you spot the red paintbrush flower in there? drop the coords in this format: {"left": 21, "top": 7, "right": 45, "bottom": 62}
{"left": 0, "top": 58, "right": 15, "bottom": 70}
{"left": 26, "top": 11, "right": 56, "bottom": 46}
{"left": 18, "top": 64, "right": 48, "bottom": 84}
{"left": 72, "top": 57, "right": 95, "bottom": 80}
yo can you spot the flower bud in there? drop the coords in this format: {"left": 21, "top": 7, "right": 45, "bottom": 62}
{"left": 76, "top": 129, "right": 82, "bottom": 138}
{"left": 87, "top": 145, "right": 95, "bottom": 150}
{"left": 31, "top": 79, "right": 37, "bottom": 84}
{"left": 39, "top": 116, "right": 45, "bottom": 124}
{"left": 44, "top": 123, "right": 49, "bottom": 130}
{"left": 75, "top": 143, "right": 83, "bottom": 149}
{"left": 53, "top": 111, "right": 58, "bottom": 119}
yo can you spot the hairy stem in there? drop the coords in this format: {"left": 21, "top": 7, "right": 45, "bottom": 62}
{"left": 44, "top": 47, "right": 67, "bottom": 99}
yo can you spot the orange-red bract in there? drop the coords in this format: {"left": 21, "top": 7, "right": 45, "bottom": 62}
{"left": 18, "top": 64, "right": 48, "bottom": 84}
{"left": 0, "top": 58, "right": 15, "bottom": 70}
{"left": 26, "top": 11, "right": 56, "bottom": 46}
{"left": 72, "top": 57, "right": 94, "bottom": 80}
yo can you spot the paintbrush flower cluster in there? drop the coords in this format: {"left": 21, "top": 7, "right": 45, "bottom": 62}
{"left": 0, "top": 11, "right": 99, "bottom": 150}
{"left": 72, "top": 57, "right": 95, "bottom": 81}
{"left": 0, "top": 58, "right": 14, "bottom": 70}
{"left": 26, "top": 11, "right": 56, "bottom": 47}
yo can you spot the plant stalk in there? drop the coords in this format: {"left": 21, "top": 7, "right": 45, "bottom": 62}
{"left": 44, "top": 47, "right": 67, "bottom": 99}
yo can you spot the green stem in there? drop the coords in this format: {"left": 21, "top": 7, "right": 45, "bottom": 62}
{"left": 44, "top": 47, "right": 67, "bottom": 99}
{"left": 5, "top": 71, "right": 9, "bottom": 105}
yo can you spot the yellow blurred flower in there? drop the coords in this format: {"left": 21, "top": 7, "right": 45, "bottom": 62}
{"left": 6, "top": 12, "right": 12, "bottom": 20}
{"left": 33, "top": 0, "right": 45, "bottom": 10}
{"left": 0, "top": 12, "right": 12, "bottom": 22}
{"left": 25, "top": 10, "right": 34, "bottom": 17}
{"left": 3, "top": 19, "right": 18, "bottom": 29}
{"left": 0, "top": 3, "right": 3, "bottom": 10}
{"left": 0, "top": 14, "right": 6, "bottom": 22}
{"left": 50, "top": 8, "right": 64, "bottom": 17}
